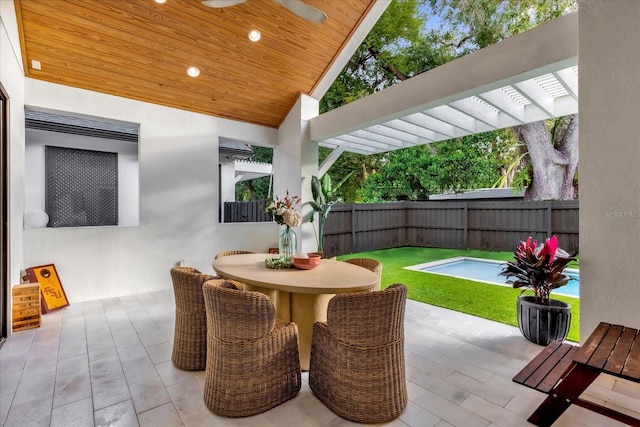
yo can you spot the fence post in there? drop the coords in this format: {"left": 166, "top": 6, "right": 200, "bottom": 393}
{"left": 547, "top": 203, "right": 553, "bottom": 236}
{"left": 463, "top": 202, "right": 468, "bottom": 249}
{"left": 351, "top": 204, "right": 357, "bottom": 253}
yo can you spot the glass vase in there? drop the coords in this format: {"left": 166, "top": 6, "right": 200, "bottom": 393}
{"left": 279, "top": 225, "right": 297, "bottom": 263}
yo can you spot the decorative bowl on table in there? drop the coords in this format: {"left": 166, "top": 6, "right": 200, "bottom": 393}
{"left": 292, "top": 254, "right": 322, "bottom": 270}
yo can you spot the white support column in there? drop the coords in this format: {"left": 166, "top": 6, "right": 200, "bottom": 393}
{"left": 579, "top": 0, "right": 640, "bottom": 335}
{"left": 274, "top": 94, "right": 320, "bottom": 254}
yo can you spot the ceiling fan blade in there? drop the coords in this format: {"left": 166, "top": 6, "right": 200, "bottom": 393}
{"left": 202, "top": 0, "right": 246, "bottom": 8}
{"left": 274, "top": 0, "right": 327, "bottom": 23}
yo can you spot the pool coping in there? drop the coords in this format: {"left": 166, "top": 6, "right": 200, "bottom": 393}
{"left": 404, "top": 256, "right": 580, "bottom": 298}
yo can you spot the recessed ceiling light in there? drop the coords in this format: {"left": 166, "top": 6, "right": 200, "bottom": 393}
{"left": 186, "top": 66, "right": 200, "bottom": 77}
{"left": 248, "top": 29, "right": 261, "bottom": 42}
{"left": 154, "top": 0, "right": 167, "bottom": 4}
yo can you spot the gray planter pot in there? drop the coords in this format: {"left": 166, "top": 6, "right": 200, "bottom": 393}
{"left": 517, "top": 295, "right": 571, "bottom": 345}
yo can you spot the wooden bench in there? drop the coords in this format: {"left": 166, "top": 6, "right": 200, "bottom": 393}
{"left": 513, "top": 322, "right": 640, "bottom": 427}
{"left": 513, "top": 340, "right": 579, "bottom": 393}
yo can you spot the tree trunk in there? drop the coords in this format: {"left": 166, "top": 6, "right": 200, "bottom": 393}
{"left": 512, "top": 115, "right": 579, "bottom": 200}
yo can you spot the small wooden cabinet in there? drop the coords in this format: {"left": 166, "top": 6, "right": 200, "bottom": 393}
{"left": 12, "top": 283, "right": 41, "bottom": 332}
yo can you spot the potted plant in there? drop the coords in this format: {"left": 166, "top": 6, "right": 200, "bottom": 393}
{"left": 306, "top": 173, "right": 352, "bottom": 256}
{"left": 499, "top": 235, "right": 577, "bottom": 345}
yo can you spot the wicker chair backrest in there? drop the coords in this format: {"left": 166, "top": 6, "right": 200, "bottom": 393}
{"left": 214, "top": 250, "right": 254, "bottom": 259}
{"left": 203, "top": 279, "right": 275, "bottom": 342}
{"left": 326, "top": 283, "right": 406, "bottom": 347}
{"left": 343, "top": 258, "right": 382, "bottom": 277}
{"left": 170, "top": 267, "right": 217, "bottom": 314}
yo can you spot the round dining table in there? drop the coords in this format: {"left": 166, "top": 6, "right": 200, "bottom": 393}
{"left": 212, "top": 253, "right": 378, "bottom": 370}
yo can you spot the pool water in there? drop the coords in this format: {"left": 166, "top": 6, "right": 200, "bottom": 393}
{"left": 406, "top": 257, "right": 579, "bottom": 298}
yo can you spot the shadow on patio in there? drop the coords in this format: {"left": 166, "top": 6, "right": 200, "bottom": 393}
{"left": 1, "top": 290, "right": 638, "bottom": 426}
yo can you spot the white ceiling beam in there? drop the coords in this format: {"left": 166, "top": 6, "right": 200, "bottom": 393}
{"left": 233, "top": 160, "right": 272, "bottom": 174}
{"left": 333, "top": 134, "right": 396, "bottom": 152}
{"left": 318, "top": 144, "right": 347, "bottom": 177}
{"left": 401, "top": 113, "right": 458, "bottom": 138}
{"left": 319, "top": 140, "right": 338, "bottom": 149}
{"left": 513, "top": 80, "right": 556, "bottom": 118}
{"left": 554, "top": 96, "right": 579, "bottom": 117}
{"left": 425, "top": 106, "right": 489, "bottom": 134}
{"left": 310, "top": 12, "right": 577, "bottom": 142}
{"left": 328, "top": 135, "right": 380, "bottom": 154}
{"left": 522, "top": 104, "right": 557, "bottom": 123}
{"left": 349, "top": 129, "right": 406, "bottom": 148}
{"left": 383, "top": 119, "right": 437, "bottom": 141}
{"left": 345, "top": 147, "right": 377, "bottom": 155}
{"left": 363, "top": 124, "right": 423, "bottom": 146}
{"left": 449, "top": 97, "right": 500, "bottom": 128}
{"left": 476, "top": 88, "right": 527, "bottom": 124}
{"left": 554, "top": 67, "right": 578, "bottom": 100}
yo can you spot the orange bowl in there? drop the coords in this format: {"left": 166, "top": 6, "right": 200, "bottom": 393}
{"left": 292, "top": 254, "right": 322, "bottom": 270}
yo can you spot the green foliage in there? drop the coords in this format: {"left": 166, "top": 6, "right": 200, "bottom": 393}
{"left": 320, "top": 0, "right": 429, "bottom": 113}
{"left": 318, "top": 147, "right": 381, "bottom": 202}
{"left": 357, "top": 145, "right": 433, "bottom": 201}
{"left": 357, "top": 132, "right": 503, "bottom": 201}
{"left": 307, "top": 173, "right": 353, "bottom": 251}
{"left": 493, "top": 151, "right": 527, "bottom": 189}
{"left": 511, "top": 163, "right": 532, "bottom": 192}
{"left": 429, "top": 0, "right": 577, "bottom": 50}
{"left": 430, "top": 133, "right": 502, "bottom": 192}
{"left": 265, "top": 257, "right": 293, "bottom": 270}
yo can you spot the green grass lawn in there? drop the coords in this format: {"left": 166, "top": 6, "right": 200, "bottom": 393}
{"left": 337, "top": 247, "right": 581, "bottom": 342}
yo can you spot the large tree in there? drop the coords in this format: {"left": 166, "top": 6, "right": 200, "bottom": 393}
{"left": 320, "top": 0, "right": 451, "bottom": 202}
{"left": 322, "top": 0, "right": 578, "bottom": 201}
{"left": 428, "top": 0, "right": 579, "bottom": 199}
{"left": 512, "top": 116, "right": 579, "bottom": 200}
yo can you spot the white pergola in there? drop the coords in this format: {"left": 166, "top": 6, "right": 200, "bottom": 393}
{"left": 310, "top": 13, "right": 578, "bottom": 176}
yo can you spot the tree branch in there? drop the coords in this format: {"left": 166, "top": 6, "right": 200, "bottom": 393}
{"left": 367, "top": 47, "right": 409, "bottom": 81}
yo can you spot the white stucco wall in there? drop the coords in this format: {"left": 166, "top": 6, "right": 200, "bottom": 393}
{"left": 579, "top": 1, "right": 640, "bottom": 337}
{"left": 1, "top": 0, "right": 26, "bottom": 335}
{"left": 21, "top": 79, "right": 280, "bottom": 303}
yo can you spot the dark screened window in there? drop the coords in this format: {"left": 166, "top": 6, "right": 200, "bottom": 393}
{"left": 45, "top": 146, "right": 118, "bottom": 227}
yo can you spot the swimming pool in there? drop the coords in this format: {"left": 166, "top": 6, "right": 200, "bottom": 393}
{"left": 405, "top": 257, "right": 580, "bottom": 297}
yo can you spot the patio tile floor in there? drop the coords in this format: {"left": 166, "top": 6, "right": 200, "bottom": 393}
{"left": 1, "top": 289, "right": 638, "bottom": 427}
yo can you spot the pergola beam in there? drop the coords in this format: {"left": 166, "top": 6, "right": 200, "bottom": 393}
{"left": 318, "top": 144, "right": 347, "bottom": 177}
{"left": 310, "top": 13, "right": 578, "bottom": 154}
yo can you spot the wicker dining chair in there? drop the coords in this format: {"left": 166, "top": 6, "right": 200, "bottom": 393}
{"left": 169, "top": 266, "right": 218, "bottom": 371}
{"left": 202, "top": 279, "right": 301, "bottom": 417}
{"left": 343, "top": 257, "right": 383, "bottom": 290}
{"left": 213, "top": 250, "right": 254, "bottom": 260}
{"left": 309, "top": 283, "right": 408, "bottom": 424}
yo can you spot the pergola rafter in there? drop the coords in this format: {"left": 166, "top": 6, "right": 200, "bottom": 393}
{"left": 310, "top": 13, "right": 578, "bottom": 164}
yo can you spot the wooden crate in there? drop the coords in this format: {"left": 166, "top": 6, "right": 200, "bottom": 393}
{"left": 12, "top": 283, "right": 41, "bottom": 332}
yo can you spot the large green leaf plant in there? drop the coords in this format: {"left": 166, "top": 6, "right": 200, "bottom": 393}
{"left": 307, "top": 173, "right": 352, "bottom": 253}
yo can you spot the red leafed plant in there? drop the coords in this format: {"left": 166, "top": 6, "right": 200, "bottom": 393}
{"left": 499, "top": 236, "right": 577, "bottom": 305}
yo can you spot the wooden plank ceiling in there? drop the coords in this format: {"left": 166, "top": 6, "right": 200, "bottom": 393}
{"left": 15, "top": 0, "right": 374, "bottom": 128}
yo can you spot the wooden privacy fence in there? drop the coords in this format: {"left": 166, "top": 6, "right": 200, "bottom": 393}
{"left": 223, "top": 200, "right": 270, "bottom": 223}
{"left": 323, "top": 200, "right": 579, "bottom": 257}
